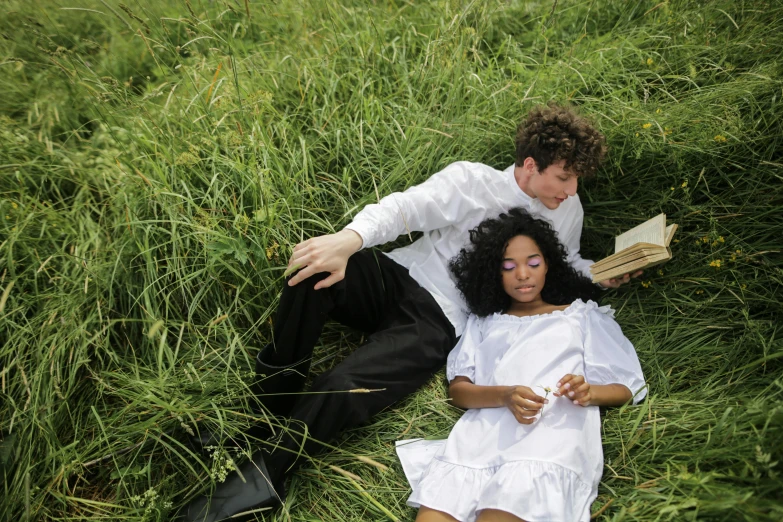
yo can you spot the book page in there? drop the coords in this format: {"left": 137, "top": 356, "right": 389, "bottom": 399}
{"left": 614, "top": 214, "right": 666, "bottom": 253}
{"left": 665, "top": 223, "right": 679, "bottom": 246}
{"left": 590, "top": 247, "right": 666, "bottom": 273}
{"left": 591, "top": 249, "right": 672, "bottom": 283}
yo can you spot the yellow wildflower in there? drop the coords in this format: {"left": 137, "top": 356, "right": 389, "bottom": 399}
{"left": 741, "top": 284, "right": 747, "bottom": 289}
{"left": 695, "top": 289, "right": 704, "bottom": 294}
{"left": 641, "top": 281, "right": 652, "bottom": 288}
{"left": 647, "top": 58, "right": 654, "bottom": 66}
{"left": 656, "top": 108, "right": 662, "bottom": 114}
{"left": 681, "top": 181, "right": 688, "bottom": 188}
{"left": 671, "top": 187, "right": 675, "bottom": 191}
{"left": 11, "top": 202, "right": 18, "bottom": 209}
{"left": 718, "top": 236, "right": 724, "bottom": 243}
{"left": 735, "top": 249, "right": 741, "bottom": 254}
{"left": 642, "top": 123, "right": 653, "bottom": 129}
{"left": 657, "top": 269, "right": 664, "bottom": 276}
{"left": 714, "top": 135, "right": 727, "bottom": 143}
{"left": 265, "top": 241, "right": 280, "bottom": 260}
{"left": 709, "top": 259, "right": 722, "bottom": 268}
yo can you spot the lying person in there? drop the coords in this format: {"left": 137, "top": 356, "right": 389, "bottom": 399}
{"left": 399, "top": 208, "right": 646, "bottom": 522}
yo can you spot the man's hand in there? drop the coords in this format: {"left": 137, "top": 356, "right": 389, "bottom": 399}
{"left": 503, "top": 386, "right": 547, "bottom": 424}
{"left": 554, "top": 374, "right": 593, "bottom": 406}
{"left": 598, "top": 269, "right": 644, "bottom": 289}
{"left": 286, "top": 229, "right": 363, "bottom": 289}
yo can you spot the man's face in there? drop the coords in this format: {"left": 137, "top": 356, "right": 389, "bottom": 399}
{"left": 525, "top": 159, "right": 579, "bottom": 210}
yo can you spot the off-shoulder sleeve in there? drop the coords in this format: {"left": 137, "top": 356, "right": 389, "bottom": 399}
{"left": 446, "top": 314, "right": 482, "bottom": 382}
{"left": 583, "top": 307, "right": 647, "bottom": 404}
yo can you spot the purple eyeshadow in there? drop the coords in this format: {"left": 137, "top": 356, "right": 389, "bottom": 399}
{"left": 528, "top": 259, "right": 541, "bottom": 267}
{"left": 502, "top": 261, "right": 516, "bottom": 270}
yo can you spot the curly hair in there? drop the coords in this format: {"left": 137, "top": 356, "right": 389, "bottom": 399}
{"left": 449, "top": 208, "right": 601, "bottom": 317}
{"left": 515, "top": 104, "right": 607, "bottom": 177}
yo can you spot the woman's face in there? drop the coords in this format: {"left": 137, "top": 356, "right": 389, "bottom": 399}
{"left": 501, "top": 235, "right": 548, "bottom": 305}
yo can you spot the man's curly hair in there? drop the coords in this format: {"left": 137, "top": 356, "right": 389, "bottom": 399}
{"left": 515, "top": 104, "right": 607, "bottom": 177}
{"left": 449, "top": 208, "right": 601, "bottom": 317}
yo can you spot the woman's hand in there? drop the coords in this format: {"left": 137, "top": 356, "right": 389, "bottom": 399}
{"left": 554, "top": 374, "right": 593, "bottom": 406}
{"left": 503, "top": 386, "right": 548, "bottom": 424}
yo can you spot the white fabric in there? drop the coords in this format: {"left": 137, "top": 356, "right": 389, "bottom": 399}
{"left": 399, "top": 300, "right": 647, "bottom": 522}
{"left": 394, "top": 439, "right": 446, "bottom": 491}
{"left": 344, "top": 162, "right": 593, "bottom": 336}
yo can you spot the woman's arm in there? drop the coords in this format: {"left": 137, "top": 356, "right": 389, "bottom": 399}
{"left": 587, "top": 383, "right": 632, "bottom": 407}
{"left": 554, "top": 374, "right": 632, "bottom": 407}
{"left": 449, "top": 376, "right": 548, "bottom": 424}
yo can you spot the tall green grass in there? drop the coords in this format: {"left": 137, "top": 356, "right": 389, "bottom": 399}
{"left": 1, "top": 0, "right": 781, "bottom": 520}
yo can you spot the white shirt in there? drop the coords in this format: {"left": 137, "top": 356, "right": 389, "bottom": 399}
{"left": 344, "top": 161, "right": 593, "bottom": 336}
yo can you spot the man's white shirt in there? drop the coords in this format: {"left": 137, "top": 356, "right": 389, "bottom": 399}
{"left": 344, "top": 162, "right": 593, "bottom": 336}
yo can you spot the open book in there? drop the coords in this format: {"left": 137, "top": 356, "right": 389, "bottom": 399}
{"left": 589, "top": 213, "right": 678, "bottom": 283}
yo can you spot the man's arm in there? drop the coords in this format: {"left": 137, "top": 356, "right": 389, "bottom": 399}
{"left": 288, "top": 162, "right": 485, "bottom": 288}
{"left": 561, "top": 197, "right": 640, "bottom": 288}
{"left": 344, "top": 162, "right": 483, "bottom": 249}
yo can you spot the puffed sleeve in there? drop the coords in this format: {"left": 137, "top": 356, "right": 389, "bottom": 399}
{"left": 583, "top": 306, "right": 647, "bottom": 404}
{"left": 446, "top": 314, "right": 482, "bottom": 382}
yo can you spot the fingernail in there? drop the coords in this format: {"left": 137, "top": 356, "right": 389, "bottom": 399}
{"left": 544, "top": 399, "right": 549, "bottom": 404}
{"left": 573, "top": 400, "right": 579, "bottom": 405}
{"left": 568, "top": 391, "right": 574, "bottom": 397}
{"left": 556, "top": 382, "right": 561, "bottom": 387}
{"left": 564, "top": 383, "right": 571, "bottom": 389}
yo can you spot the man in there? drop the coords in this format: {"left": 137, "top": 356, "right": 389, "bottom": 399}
{"left": 184, "top": 104, "right": 637, "bottom": 521}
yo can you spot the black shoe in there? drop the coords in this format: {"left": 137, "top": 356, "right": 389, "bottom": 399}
{"left": 254, "top": 345, "right": 310, "bottom": 417}
{"left": 181, "top": 451, "right": 284, "bottom": 522}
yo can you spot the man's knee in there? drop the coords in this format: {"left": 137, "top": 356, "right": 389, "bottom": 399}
{"left": 284, "top": 270, "right": 331, "bottom": 294}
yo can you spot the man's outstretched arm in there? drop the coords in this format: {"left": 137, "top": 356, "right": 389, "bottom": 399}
{"left": 287, "top": 162, "right": 483, "bottom": 289}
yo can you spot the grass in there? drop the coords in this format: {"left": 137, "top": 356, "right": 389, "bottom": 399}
{"left": 1, "top": 0, "right": 782, "bottom": 520}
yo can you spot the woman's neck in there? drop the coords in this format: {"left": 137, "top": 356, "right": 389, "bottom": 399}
{"left": 506, "top": 298, "right": 567, "bottom": 318}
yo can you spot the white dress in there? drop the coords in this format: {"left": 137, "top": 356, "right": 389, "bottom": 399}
{"left": 401, "top": 300, "right": 647, "bottom": 522}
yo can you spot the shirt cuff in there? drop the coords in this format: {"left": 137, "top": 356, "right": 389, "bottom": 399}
{"left": 343, "top": 223, "right": 369, "bottom": 250}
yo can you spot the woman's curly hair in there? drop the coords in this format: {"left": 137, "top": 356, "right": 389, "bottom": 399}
{"left": 449, "top": 208, "right": 601, "bottom": 317}
{"left": 515, "top": 104, "right": 607, "bottom": 177}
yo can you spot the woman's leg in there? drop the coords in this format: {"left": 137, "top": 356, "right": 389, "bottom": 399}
{"left": 476, "top": 509, "right": 527, "bottom": 522}
{"left": 415, "top": 506, "right": 460, "bottom": 522}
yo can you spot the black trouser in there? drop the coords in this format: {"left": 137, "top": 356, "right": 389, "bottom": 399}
{"left": 260, "top": 250, "right": 457, "bottom": 475}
